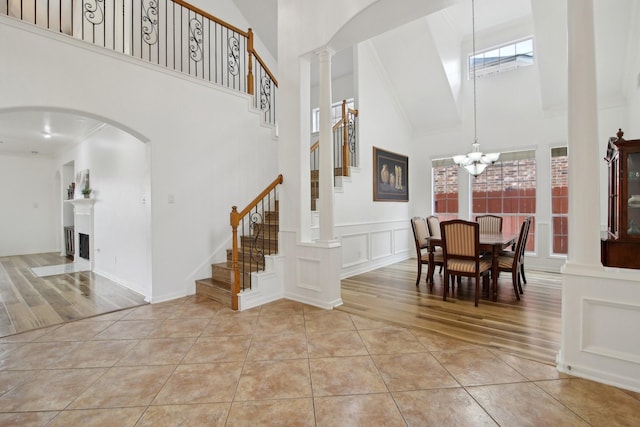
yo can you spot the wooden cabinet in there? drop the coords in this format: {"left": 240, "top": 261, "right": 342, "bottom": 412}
{"left": 601, "top": 129, "right": 640, "bottom": 269}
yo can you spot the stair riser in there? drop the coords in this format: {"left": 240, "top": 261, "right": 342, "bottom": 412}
{"left": 226, "top": 248, "right": 276, "bottom": 261}
{"left": 219, "top": 258, "right": 266, "bottom": 269}
{"left": 240, "top": 236, "right": 278, "bottom": 250}
{"left": 247, "top": 224, "right": 279, "bottom": 236}
{"left": 195, "top": 281, "right": 231, "bottom": 307}
{"left": 211, "top": 265, "right": 252, "bottom": 284}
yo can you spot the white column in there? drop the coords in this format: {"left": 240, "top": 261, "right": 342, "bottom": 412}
{"left": 565, "top": 0, "right": 601, "bottom": 270}
{"left": 317, "top": 47, "right": 336, "bottom": 243}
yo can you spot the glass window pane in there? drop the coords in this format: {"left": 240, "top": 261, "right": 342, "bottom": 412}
{"left": 516, "top": 39, "right": 533, "bottom": 55}
{"left": 500, "top": 44, "right": 515, "bottom": 58}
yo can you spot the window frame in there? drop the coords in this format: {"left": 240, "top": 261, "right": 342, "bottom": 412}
{"left": 431, "top": 159, "right": 459, "bottom": 222}
{"left": 468, "top": 37, "right": 535, "bottom": 79}
{"left": 550, "top": 146, "right": 569, "bottom": 256}
{"left": 311, "top": 99, "right": 355, "bottom": 134}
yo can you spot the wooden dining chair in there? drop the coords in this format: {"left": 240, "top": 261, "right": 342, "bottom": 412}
{"left": 500, "top": 216, "right": 532, "bottom": 290}
{"left": 426, "top": 215, "right": 441, "bottom": 238}
{"left": 496, "top": 217, "right": 531, "bottom": 299}
{"left": 426, "top": 215, "right": 444, "bottom": 275}
{"left": 410, "top": 217, "right": 443, "bottom": 290}
{"left": 440, "top": 219, "right": 492, "bottom": 306}
{"left": 475, "top": 214, "right": 503, "bottom": 234}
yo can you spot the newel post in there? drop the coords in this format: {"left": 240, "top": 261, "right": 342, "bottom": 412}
{"left": 247, "top": 28, "right": 255, "bottom": 96}
{"left": 230, "top": 205, "right": 240, "bottom": 310}
{"left": 341, "top": 99, "right": 349, "bottom": 177}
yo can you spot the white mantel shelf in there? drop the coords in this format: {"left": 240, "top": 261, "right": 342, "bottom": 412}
{"left": 65, "top": 198, "right": 96, "bottom": 206}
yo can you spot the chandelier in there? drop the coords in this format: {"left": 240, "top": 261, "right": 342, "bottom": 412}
{"left": 453, "top": 0, "right": 500, "bottom": 176}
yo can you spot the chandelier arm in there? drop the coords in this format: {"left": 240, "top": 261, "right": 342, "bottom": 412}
{"left": 452, "top": 0, "right": 500, "bottom": 177}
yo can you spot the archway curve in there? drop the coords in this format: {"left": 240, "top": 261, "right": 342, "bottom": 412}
{"left": 0, "top": 105, "right": 151, "bottom": 146}
{"left": 327, "top": 0, "right": 454, "bottom": 52}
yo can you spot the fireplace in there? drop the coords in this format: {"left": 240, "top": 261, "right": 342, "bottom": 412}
{"left": 79, "top": 233, "right": 90, "bottom": 260}
{"left": 67, "top": 198, "right": 95, "bottom": 271}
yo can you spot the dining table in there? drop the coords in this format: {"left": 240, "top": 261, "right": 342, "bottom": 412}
{"left": 427, "top": 232, "right": 517, "bottom": 302}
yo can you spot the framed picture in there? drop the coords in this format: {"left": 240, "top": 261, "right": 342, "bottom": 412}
{"left": 76, "top": 169, "right": 90, "bottom": 192}
{"left": 373, "top": 147, "right": 408, "bottom": 202}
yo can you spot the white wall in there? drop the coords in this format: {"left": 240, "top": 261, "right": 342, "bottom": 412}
{"left": 56, "top": 125, "right": 151, "bottom": 296}
{"left": 0, "top": 154, "right": 58, "bottom": 256}
{"left": 332, "top": 41, "right": 414, "bottom": 277}
{"left": 1, "top": 13, "right": 278, "bottom": 302}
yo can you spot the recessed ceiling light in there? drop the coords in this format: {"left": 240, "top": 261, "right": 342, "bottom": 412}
{"left": 42, "top": 132, "right": 52, "bottom": 139}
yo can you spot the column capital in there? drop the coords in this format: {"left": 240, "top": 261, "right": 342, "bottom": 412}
{"left": 314, "top": 46, "right": 336, "bottom": 59}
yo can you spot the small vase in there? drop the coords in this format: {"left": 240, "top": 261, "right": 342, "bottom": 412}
{"left": 380, "top": 164, "right": 390, "bottom": 184}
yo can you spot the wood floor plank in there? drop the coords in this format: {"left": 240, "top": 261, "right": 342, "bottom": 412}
{"left": 339, "top": 259, "right": 562, "bottom": 365}
{"left": 0, "top": 253, "right": 147, "bottom": 337}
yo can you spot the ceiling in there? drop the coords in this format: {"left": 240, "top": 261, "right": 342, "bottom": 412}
{"left": 0, "top": 110, "right": 104, "bottom": 158}
{"left": 2, "top": 0, "right": 634, "bottom": 155}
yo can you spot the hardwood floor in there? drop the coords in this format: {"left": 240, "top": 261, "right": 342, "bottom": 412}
{"left": 339, "top": 259, "right": 561, "bottom": 365}
{"left": 0, "top": 253, "right": 147, "bottom": 337}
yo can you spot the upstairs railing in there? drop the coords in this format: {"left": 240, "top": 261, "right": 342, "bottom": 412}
{"left": 1, "top": 0, "right": 277, "bottom": 124}
{"left": 229, "top": 174, "right": 282, "bottom": 310}
{"left": 310, "top": 99, "right": 358, "bottom": 209}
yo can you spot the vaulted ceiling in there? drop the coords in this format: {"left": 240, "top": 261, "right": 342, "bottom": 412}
{"left": 1, "top": 0, "right": 637, "bottom": 155}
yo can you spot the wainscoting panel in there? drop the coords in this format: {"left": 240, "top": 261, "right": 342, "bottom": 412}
{"left": 371, "top": 230, "right": 392, "bottom": 260}
{"left": 341, "top": 233, "right": 369, "bottom": 268}
{"left": 296, "top": 257, "right": 322, "bottom": 292}
{"left": 582, "top": 298, "right": 640, "bottom": 364}
{"left": 336, "top": 219, "right": 412, "bottom": 279}
{"left": 393, "top": 226, "right": 411, "bottom": 257}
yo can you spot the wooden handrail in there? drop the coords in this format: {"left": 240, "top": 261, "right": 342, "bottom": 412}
{"left": 172, "top": 0, "right": 249, "bottom": 36}
{"left": 168, "top": 1, "right": 279, "bottom": 100}
{"left": 309, "top": 117, "right": 343, "bottom": 154}
{"left": 230, "top": 174, "right": 283, "bottom": 310}
{"left": 234, "top": 174, "right": 283, "bottom": 220}
{"left": 252, "top": 50, "right": 279, "bottom": 87}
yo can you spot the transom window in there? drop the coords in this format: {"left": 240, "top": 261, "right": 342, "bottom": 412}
{"left": 469, "top": 37, "right": 534, "bottom": 79}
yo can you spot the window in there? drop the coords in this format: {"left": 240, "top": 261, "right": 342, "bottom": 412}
{"left": 551, "top": 147, "right": 568, "bottom": 255}
{"left": 311, "top": 99, "right": 354, "bottom": 134}
{"left": 469, "top": 37, "right": 534, "bottom": 79}
{"left": 432, "top": 160, "right": 459, "bottom": 222}
{"left": 471, "top": 150, "right": 536, "bottom": 251}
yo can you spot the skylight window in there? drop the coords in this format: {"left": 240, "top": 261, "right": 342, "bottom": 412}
{"left": 469, "top": 37, "right": 534, "bottom": 78}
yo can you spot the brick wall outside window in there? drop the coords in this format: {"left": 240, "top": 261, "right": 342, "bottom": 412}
{"left": 433, "top": 165, "right": 459, "bottom": 221}
{"left": 551, "top": 150, "right": 568, "bottom": 254}
{"left": 472, "top": 158, "right": 536, "bottom": 251}
{"left": 433, "top": 150, "right": 569, "bottom": 255}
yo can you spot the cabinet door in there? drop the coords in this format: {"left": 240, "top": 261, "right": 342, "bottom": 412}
{"left": 627, "top": 151, "right": 640, "bottom": 237}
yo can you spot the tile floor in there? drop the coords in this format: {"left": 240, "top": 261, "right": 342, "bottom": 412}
{"left": 0, "top": 296, "right": 638, "bottom": 426}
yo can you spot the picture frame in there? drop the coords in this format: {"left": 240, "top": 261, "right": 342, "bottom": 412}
{"left": 76, "top": 169, "right": 90, "bottom": 193}
{"left": 373, "top": 147, "right": 408, "bottom": 202}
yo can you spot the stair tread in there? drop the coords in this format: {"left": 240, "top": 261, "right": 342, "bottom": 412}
{"left": 195, "top": 277, "right": 229, "bottom": 287}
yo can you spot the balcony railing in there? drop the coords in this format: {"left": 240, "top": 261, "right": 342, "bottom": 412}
{"left": 2, "top": 0, "right": 277, "bottom": 124}
{"left": 309, "top": 99, "right": 358, "bottom": 209}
